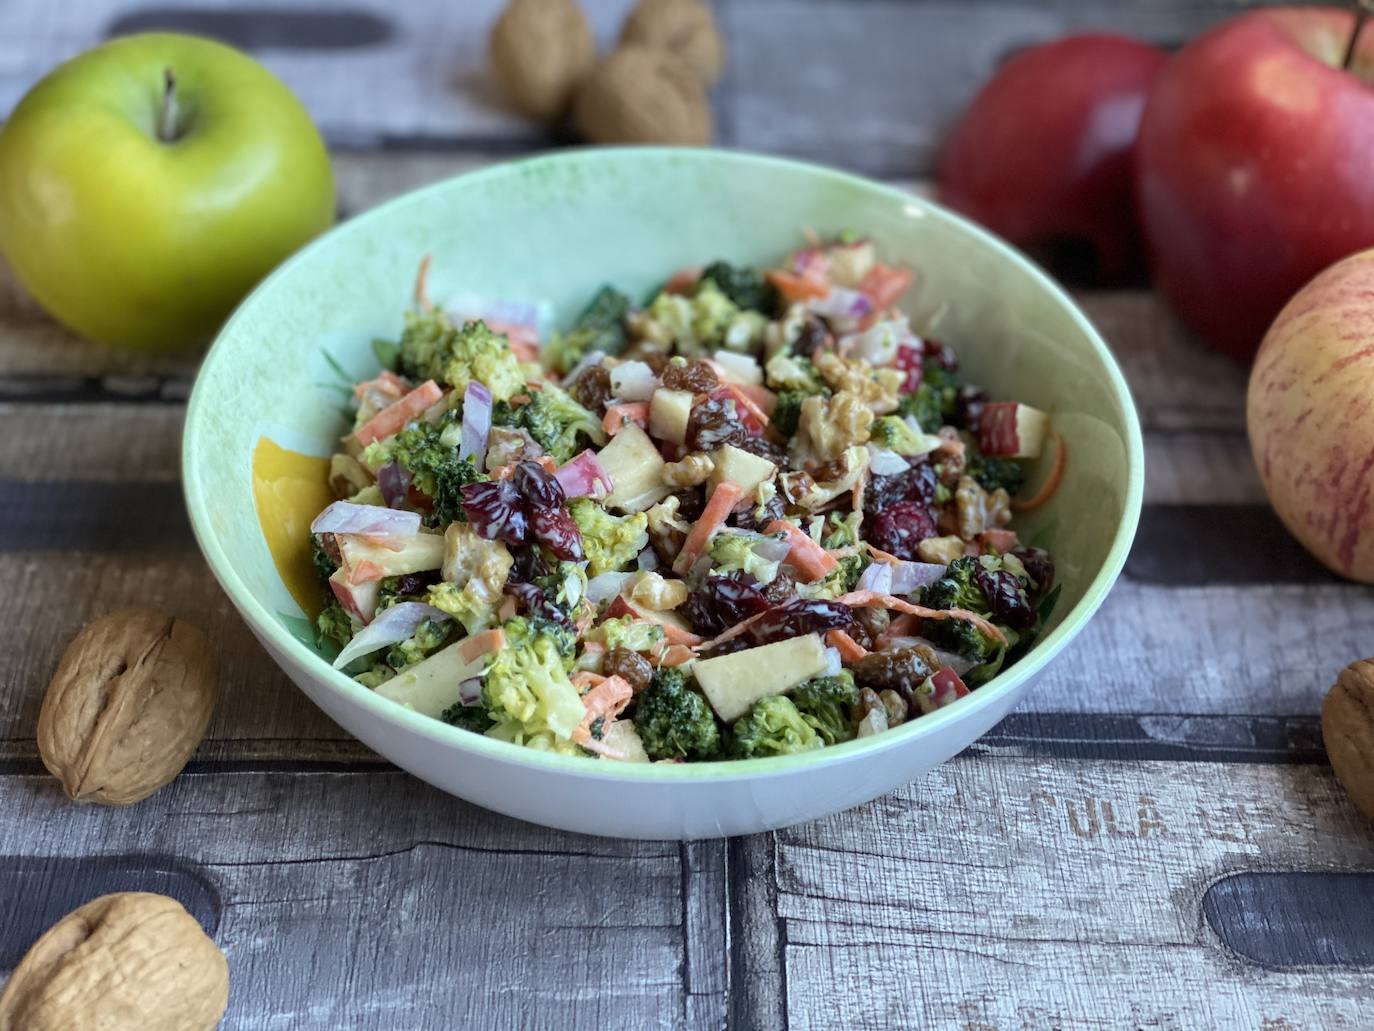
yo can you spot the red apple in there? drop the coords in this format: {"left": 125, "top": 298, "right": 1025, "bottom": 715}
{"left": 1248, "top": 248, "right": 1374, "bottom": 583}
{"left": 938, "top": 34, "right": 1167, "bottom": 282}
{"left": 1137, "top": 8, "right": 1374, "bottom": 361}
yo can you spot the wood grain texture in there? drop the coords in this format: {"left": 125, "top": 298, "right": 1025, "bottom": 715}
{"left": 0, "top": 770, "right": 729, "bottom": 1030}
{"left": 771, "top": 756, "right": 1374, "bottom": 1029}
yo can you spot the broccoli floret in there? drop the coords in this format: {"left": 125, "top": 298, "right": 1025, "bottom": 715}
{"left": 311, "top": 538, "right": 338, "bottom": 586}
{"left": 924, "top": 618, "right": 1002, "bottom": 664}
{"left": 709, "top": 531, "right": 783, "bottom": 583}
{"left": 545, "top": 286, "right": 632, "bottom": 374}
{"left": 315, "top": 602, "right": 353, "bottom": 653}
{"left": 514, "top": 383, "right": 607, "bottom": 463}
{"left": 534, "top": 561, "right": 589, "bottom": 615}
{"left": 505, "top": 614, "right": 578, "bottom": 670}
{"left": 481, "top": 618, "right": 587, "bottom": 753}
{"left": 966, "top": 449, "right": 1027, "bottom": 496}
{"left": 795, "top": 552, "right": 865, "bottom": 600}
{"left": 587, "top": 616, "right": 665, "bottom": 654}
{"left": 870, "top": 415, "right": 936, "bottom": 456}
{"left": 791, "top": 671, "right": 859, "bottom": 745}
{"left": 643, "top": 280, "right": 763, "bottom": 356}
{"left": 764, "top": 352, "right": 827, "bottom": 395}
{"left": 821, "top": 511, "right": 862, "bottom": 550}
{"left": 396, "top": 312, "right": 525, "bottom": 401}
{"left": 729, "top": 695, "right": 822, "bottom": 758}
{"left": 699, "top": 261, "right": 777, "bottom": 313}
{"left": 899, "top": 365, "right": 959, "bottom": 433}
{"left": 376, "top": 573, "right": 432, "bottom": 609}
{"left": 441, "top": 702, "right": 496, "bottom": 733}
{"left": 771, "top": 391, "right": 807, "bottom": 437}
{"left": 634, "top": 667, "right": 722, "bottom": 761}
{"left": 385, "top": 617, "right": 451, "bottom": 670}
{"left": 367, "top": 420, "right": 486, "bottom": 525}
{"left": 570, "top": 499, "right": 649, "bottom": 575}
{"left": 919, "top": 556, "right": 989, "bottom": 614}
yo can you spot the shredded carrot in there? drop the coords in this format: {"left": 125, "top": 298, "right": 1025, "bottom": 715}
{"left": 458, "top": 628, "right": 505, "bottom": 663}
{"left": 866, "top": 545, "right": 903, "bottom": 566}
{"left": 572, "top": 675, "right": 635, "bottom": 745}
{"left": 571, "top": 670, "right": 607, "bottom": 692}
{"left": 414, "top": 254, "right": 433, "bottom": 313}
{"left": 764, "top": 519, "right": 838, "bottom": 582}
{"left": 673, "top": 480, "right": 744, "bottom": 575}
{"left": 876, "top": 613, "right": 922, "bottom": 649}
{"left": 354, "top": 379, "right": 444, "bottom": 446}
{"left": 735, "top": 382, "right": 778, "bottom": 417}
{"left": 851, "top": 473, "right": 865, "bottom": 514}
{"left": 1011, "top": 432, "right": 1066, "bottom": 512}
{"left": 353, "top": 370, "right": 409, "bottom": 402}
{"left": 857, "top": 264, "right": 913, "bottom": 309}
{"left": 720, "top": 383, "right": 770, "bottom": 429}
{"left": 658, "top": 644, "right": 696, "bottom": 668}
{"left": 836, "top": 590, "right": 1007, "bottom": 645}
{"left": 826, "top": 629, "right": 869, "bottom": 664}
{"left": 602, "top": 401, "right": 649, "bottom": 436}
{"left": 664, "top": 265, "right": 704, "bottom": 295}
{"left": 767, "top": 268, "right": 829, "bottom": 301}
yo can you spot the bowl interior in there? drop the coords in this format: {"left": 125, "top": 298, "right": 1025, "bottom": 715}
{"left": 184, "top": 147, "right": 1142, "bottom": 774}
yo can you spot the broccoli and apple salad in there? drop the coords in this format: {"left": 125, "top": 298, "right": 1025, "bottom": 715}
{"left": 308, "top": 238, "right": 1063, "bottom": 762}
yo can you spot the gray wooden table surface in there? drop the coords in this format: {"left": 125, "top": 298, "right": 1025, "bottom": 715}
{"left": 3, "top": 1, "right": 1374, "bottom": 1028}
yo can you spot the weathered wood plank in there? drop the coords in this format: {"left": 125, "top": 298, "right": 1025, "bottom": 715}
{"left": 0, "top": 405, "right": 183, "bottom": 481}
{"left": 770, "top": 757, "right": 1374, "bottom": 1029}
{"left": 0, "top": 770, "right": 729, "bottom": 1030}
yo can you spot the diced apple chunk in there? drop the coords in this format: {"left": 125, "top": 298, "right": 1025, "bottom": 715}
{"left": 375, "top": 641, "right": 492, "bottom": 717}
{"left": 977, "top": 402, "right": 1049, "bottom": 459}
{"left": 692, "top": 633, "right": 829, "bottom": 722}
{"left": 337, "top": 532, "right": 445, "bottom": 584}
{"left": 605, "top": 594, "right": 703, "bottom": 647}
{"left": 598, "top": 422, "right": 670, "bottom": 513}
{"left": 649, "top": 389, "right": 694, "bottom": 445}
{"left": 602, "top": 720, "right": 650, "bottom": 762}
{"left": 708, "top": 443, "right": 776, "bottom": 497}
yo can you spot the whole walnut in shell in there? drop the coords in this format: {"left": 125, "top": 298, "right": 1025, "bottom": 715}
{"left": 38, "top": 609, "right": 217, "bottom": 806}
{"left": 0, "top": 892, "right": 228, "bottom": 1031}
{"left": 490, "top": 0, "right": 597, "bottom": 121}
{"left": 1323, "top": 658, "right": 1374, "bottom": 822}
{"left": 575, "top": 45, "right": 712, "bottom": 146}
{"left": 620, "top": 0, "right": 725, "bottom": 85}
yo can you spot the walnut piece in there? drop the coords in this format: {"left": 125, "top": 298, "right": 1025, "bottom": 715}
{"left": 0, "top": 892, "right": 228, "bottom": 1031}
{"left": 490, "top": 0, "right": 596, "bottom": 121}
{"left": 662, "top": 452, "right": 715, "bottom": 487}
{"left": 619, "top": 0, "right": 725, "bottom": 85}
{"left": 574, "top": 45, "right": 712, "bottom": 145}
{"left": 814, "top": 352, "right": 901, "bottom": 414}
{"left": 1323, "top": 658, "right": 1374, "bottom": 822}
{"left": 628, "top": 570, "right": 689, "bottom": 611}
{"left": 38, "top": 609, "right": 217, "bottom": 806}
{"left": 798, "top": 391, "right": 874, "bottom": 462}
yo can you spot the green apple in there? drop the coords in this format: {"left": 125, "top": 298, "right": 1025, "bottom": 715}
{"left": 0, "top": 32, "right": 334, "bottom": 351}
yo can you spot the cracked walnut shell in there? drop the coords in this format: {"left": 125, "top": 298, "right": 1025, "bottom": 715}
{"left": 38, "top": 609, "right": 217, "bottom": 806}
{"left": 490, "top": 0, "right": 597, "bottom": 121}
{"left": 1323, "top": 658, "right": 1374, "bottom": 822}
{"left": 574, "top": 45, "right": 712, "bottom": 145}
{"left": 619, "top": 0, "right": 725, "bottom": 85}
{"left": 0, "top": 892, "right": 228, "bottom": 1031}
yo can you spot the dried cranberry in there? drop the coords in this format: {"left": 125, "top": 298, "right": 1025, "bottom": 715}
{"left": 894, "top": 344, "right": 923, "bottom": 392}
{"left": 973, "top": 565, "right": 1035, "bottom": 630}
{"left": 760, "top": 570, "right": 796, "bottom": 606}
{"left": 529, "top": 505, "right": 584, "bottom": 561}
{"left": 662, "top": 359, "right": 719, "bottom": 394}
{"left": 512, "top": 460, "right": 566, "bottom": 509}
{"left": 571, "top": 363, "right": 613, "bottom": 412}
{"left": 504, "top": 580, "right": 571, "bottom": 627}
{"left": 462, "top": 479, "right": 528, "bottom": 545}
{"left": 672, "top": 488, "right": 706, "bottom": 523}
{"left": 954, "top": 385, "right": 989, "bottom": 433}
{"left": 926, "top": 339, "right": 960, "bottom": 371}
{"left": 748, "top": 598, "right": 853, "bottom": 645}
{"left": 510, "top": 544, "right": 550, "bottom": 584}
{"left": 868, "top": 501, "right": 937, "bottom": 560}
{"left": 865, "top": 460, "right": 937, "bottom": 515}
{"left": 687, "top": 398, "right": 749, "bottom": 451}
{"left": 1012, "top": 547, "right": 1055, "bottom": 597}
{"left": 684, "top": 573, "right": 771, "bottom": 636}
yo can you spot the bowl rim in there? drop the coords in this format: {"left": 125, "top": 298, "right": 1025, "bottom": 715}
{"left": 183, "top": 145, "right": 1144, "bottom": 783}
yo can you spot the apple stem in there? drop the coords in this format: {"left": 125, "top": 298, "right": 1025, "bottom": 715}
{"left": 157, "top": 68, "right": 180, "bottom": 143}
{"left": 1343, "top": 0, "right": 1373, "bottom": 71}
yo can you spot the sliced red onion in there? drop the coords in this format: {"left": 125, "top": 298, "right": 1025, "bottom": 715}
{"left": 331, "top": 602, "right": 449, "bottom": 668}
{"left": 809, "top": 286, "right": 873, "bottom": 332}
{"left": 793, "top": 248, "right": 826, "bottom": 276}
{"left": 312, "top": 501, "right": 421, "bottom": 538}
{"left": 821, "top": 646, "right": 844, "bottom": 677}
{"left": 587, "top": 571, "right": 634, "bottom": 603}
{"left": 889, "top": 560, "right": 947, "bottom": 594}
{"left": 458, "top": 676, "right": 484, "bottom": 706}
{"left": 857, "top": 562, "right": 893, "bottom": 595}
{"left": 555, "top": 449, "right": 614, "bottom": 499}
{"left": 459, "top": 381, "right": 492, "bottom": 466}
{"left": 711, "top": 350, "right": 763, "bottom": 386}
{"left": 753, "top": 534, "right": 793, "bottom": 565}
{"left": 445, "top": 293, "right": 541, "bottom": 330}
{"left": 841, "top": 320, "right": 910, "bottom": 366}
{"left": 609, "top": 360, "right": 659, "bottom": 401}
{"left": 637, "top": 547, "right": 659, "bottom": 571}
{"left": 561, "top": 349, "right": 607, "bottom": 387}
{"left": 377, "top": 462, "right": 412, "bottom": 509}
{"left": 867, "top": 446, "right": 909, "bottom": 477}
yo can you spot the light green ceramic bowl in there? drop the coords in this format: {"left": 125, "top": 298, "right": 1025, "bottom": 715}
{"left": 184, "top": 148, "right": 1142, "bottom": 839}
